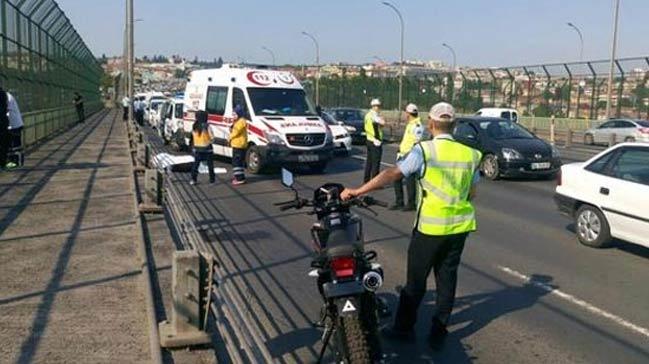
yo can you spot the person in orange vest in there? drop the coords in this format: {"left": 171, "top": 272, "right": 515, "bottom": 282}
{"left": 190, "top": 110, "right": 215, "bottom": 185}
{"left": 229, "top": 105, "right": 248, "bottom": 185}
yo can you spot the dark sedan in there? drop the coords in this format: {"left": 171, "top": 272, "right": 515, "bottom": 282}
{"left": 453, "top": 117, "right": 562, "bottom": 180}
{"left": 327, "top": 107, "right": 366, "bottom": 144}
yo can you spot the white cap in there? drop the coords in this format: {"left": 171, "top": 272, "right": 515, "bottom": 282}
{"left": 428, "top": 102, "right": 455, "bottom": 122}
{"left": 405, "top": 103, "right": 418, "bottom": 114}
{"left": 370, "top": 98, "right": 381, "bottom": 107}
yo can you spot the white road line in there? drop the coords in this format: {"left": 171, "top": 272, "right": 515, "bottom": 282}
{"left": 497, "top": 265, "right": 649, "bottom": 340}
{"left": 351, "top": 155, "right": 395, "bottom": 167}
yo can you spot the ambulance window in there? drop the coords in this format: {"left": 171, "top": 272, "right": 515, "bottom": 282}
{"left": 232, "top": 88, "right": 250, "bottom": 119}
{"left": 206, "top": 86, "right": 228, "bottom": 115}
{"left": 174, "top": 104, "right": 184, "bottom": 119}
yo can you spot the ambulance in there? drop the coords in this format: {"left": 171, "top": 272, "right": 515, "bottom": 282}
{"left": 182, "top": 64, "right": 334, "bottom": 173}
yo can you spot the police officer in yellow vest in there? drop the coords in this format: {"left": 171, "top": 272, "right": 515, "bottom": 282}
{"left": 341, "top": 102, "right": 481, "bottom": 351}
{"left": 390, "top": 103, "right": 423, "bottom": 211}
{"left": 363, "top": 98, "right": 385, "bottom": 182}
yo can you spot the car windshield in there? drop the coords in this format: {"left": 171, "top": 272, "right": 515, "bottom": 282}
{"left": 479, "top": 120, "right": 534, "bottom": 139}
{"left": 247, "top": 88, "right": 316, "bottom": 116}
{"left": 635, "top": 120, "right": 649, "bottom": 127}
{"left": 332, "top": 109, "right": 364, "bottom": 121}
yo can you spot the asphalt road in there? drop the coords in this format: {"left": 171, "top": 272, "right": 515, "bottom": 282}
{"left": 153, "top": 132, "right": 648, "bottom": 364}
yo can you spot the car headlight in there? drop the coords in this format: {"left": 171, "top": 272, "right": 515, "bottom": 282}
{"left": 265, "top": 131, "right": 285, "bottom": 145}
{"left": 551, "top": 145, "right": 561, "bottom": 158}
{"left": 345, "top": 125, "right": 357, "bottom": 133}
{"left": 501, "top": 147, "right": 523, "bottom": 160}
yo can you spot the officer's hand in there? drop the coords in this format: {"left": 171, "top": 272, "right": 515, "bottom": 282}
{"left": 340, "top": 188, "right": 357, "bottom": 201}
{"left": 373, "top": 139, "right": 382, "bottom": 147}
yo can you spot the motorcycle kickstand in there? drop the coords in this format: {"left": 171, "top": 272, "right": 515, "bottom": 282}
{"left": 317, "top": 320, "right": 336, "bottom": 364}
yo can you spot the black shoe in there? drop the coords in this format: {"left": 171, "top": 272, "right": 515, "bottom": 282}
{"left": 381, "top": 326, "right": 415, "bottom": 342}
{"left": 428, "top": 319, "right": 448, "bottom": 351}
{"left": 402, "top": 205, "right": 416, "bottom": 212}
{"left": 389, "top": 203, "right": 404, "bottom": 211}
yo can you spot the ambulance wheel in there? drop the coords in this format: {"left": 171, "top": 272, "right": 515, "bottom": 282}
{"left": 246, "top": 146, "right": 265, "bottom": 174}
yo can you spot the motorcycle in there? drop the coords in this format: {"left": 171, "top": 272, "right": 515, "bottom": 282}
{"left": 275, "top": 169, "right": 388, "bottom": 364}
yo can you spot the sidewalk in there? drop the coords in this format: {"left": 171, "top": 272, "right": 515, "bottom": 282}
{"left": 0, "top": 110, "right": 150, "bottom": 363}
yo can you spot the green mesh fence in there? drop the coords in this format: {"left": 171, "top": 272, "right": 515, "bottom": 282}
{"left": 0, "top": 0, "right": 102, "bottom": 147}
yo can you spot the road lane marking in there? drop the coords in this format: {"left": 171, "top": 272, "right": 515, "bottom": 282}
{"left": 497, "top": 265, "right": 649, "bottom": 340}
{"left": 351, "top": 155, "right": 395, "bottom": 167}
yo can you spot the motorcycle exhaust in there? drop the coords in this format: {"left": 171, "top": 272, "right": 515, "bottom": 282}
{"left": 362, "top": 271, "right": 383, "bottom": 292}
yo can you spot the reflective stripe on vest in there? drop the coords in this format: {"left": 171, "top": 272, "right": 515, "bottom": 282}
{"left": 416, "top": 139, "right": 482, "bottom": 235}
{"left": 364, "top": 111, "right": 383, "bottom": 142}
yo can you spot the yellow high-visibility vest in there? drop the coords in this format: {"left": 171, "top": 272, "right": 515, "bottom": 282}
{"left": 398, "top": 117, "right": 422, "bottom": 156}
{"left": 364, "top": 111, "right": 383, "bottom": 142}
{"left": 416, "top": 138, "right": 482, "bottom": 235}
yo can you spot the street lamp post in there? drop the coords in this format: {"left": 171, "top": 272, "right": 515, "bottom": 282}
{"left": 261, "top": 46, "right": 276, "bottom": 66}
{"left": 566, "top": 22, "right": 584, "bottom": 61}
{"left": 302, "top": 31, "right": 320, "bottom": 106}
{"left": 605, "top": 0, "right": 621, "bottom": 119}
{"left": 382, "top": 1, "right": 404, "bottom": 110}
{"left": 442, "top": 43, "right": 457, "bottom": 101}
{"left": 127, "top": 0, "right": 134, "bottom": 122}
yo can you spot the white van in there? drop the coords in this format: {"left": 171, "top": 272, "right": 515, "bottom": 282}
{"left": 160, "top": 97, "right": 184, "bottom": 146}
{"left": 182, "top": 64, "right": 334, "bottom": 173}
{"left": 476, "top": 108, "right": 519, "bottom": 123}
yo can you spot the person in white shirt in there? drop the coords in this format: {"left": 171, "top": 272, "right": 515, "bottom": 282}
{"left": 1, "top": 88, "right": 23, "bottom": 169}
{"left": 121, "top": 96, "right": 130, "bottom": 121}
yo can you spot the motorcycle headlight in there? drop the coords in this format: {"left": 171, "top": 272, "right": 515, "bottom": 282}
{"left": 265, "top": 131, "right": 285, "bottom": 145}
{"left": 551, "top": 145, "right": 561, "bottom": 158}
{"left": 501, "top": 147, "right": 523, "bottom": 161}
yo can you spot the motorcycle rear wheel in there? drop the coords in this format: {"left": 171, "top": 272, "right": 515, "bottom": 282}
{"left": 337, "top": 315, "right": 372, "bottom": 364}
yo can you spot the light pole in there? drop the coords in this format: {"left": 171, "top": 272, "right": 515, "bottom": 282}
{"left": 442, "top": 43, "right": 457, "bottom": 102}
{"left": 302, "top": 31, "right": 320, "bottom": 106}
{"left": 261, "top": 46, "right": 276, "bottom": 66}
{"left": 127, "top": 0, "right": 134, "bottom": 122}
{"left": 566, "top": 22, "right": 584, "bottom": 61}
{"left": 605, "top": 0, "right": 621, "bottom": 119}
{"left": 382, "top": 1, "right": 404, "bottom": 110}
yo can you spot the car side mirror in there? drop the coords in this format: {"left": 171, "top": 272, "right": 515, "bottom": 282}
{"left": 281, "top": 168, "right": 294, "bottom": 188}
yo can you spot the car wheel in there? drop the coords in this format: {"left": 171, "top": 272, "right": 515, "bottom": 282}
{"left": 575, "top": 205, "right": 612, "bottom": 248}
{"left": 481, "top": 154, "right": 500, "bottom": 180}
{"left": 246, "top": 145, "right": 264, "bottom": 174}
{"left": 584, "top": 133, "right": 594, "bottom": 145}
{"left": 624, "top": 136, "right": 635, "bottom": 142}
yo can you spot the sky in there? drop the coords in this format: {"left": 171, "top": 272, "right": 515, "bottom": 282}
{"left": 56, "top": 0, "right": 649, "bottom": 68}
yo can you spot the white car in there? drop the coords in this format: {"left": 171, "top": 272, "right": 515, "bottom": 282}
{"left": 146, "top": 98, "right": 166, "bottom": 126}
{"left": 322, "top": 112, "right": 353, "bottom": 155}
{"left": 584, "top": 119, "right": 649, "bottom": 144}
{"left": 555, "top": 142, "right": 649, "bottom": 248}
{"left": 161, "top": 98, "right": 185, "bottom": 147}
{"left": 475, "top": 108, "right": 519, "bottom": 123}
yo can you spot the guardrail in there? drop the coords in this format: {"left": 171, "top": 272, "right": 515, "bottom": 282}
{"left": 127, "top": 121, "right": 276, "bottom": 363}
{"left": 21, "top": 102, "right": 103, "bottom": 148}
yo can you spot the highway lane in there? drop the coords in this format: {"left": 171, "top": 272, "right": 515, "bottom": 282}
{"left": 151, "top": 131, "right": 649, "bottom": 363}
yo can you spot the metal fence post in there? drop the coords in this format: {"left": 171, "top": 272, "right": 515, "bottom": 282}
{"left": 550, "top": 115, "right": 556, "bottom": 145}
{"left": 566, "top": 129, "right": 573, "bottom": 148}
{"left": 159, "top": 250, "right": 211, "bottom": 348}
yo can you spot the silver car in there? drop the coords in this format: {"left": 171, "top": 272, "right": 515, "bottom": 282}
{"left": 584, "top": 119, "right": 649, "bottom": 144}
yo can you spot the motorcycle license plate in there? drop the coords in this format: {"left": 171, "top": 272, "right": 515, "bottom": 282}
{"left": 337, "top": 297, "right": 360, "bottom": 317}
{"left": 531, "top": 162, "right": 551, "bottom": 170}
{"left": 298, "top": 154, "right": 319, "bottom": 162}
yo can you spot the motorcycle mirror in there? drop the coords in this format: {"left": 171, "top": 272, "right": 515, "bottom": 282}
{"left": 281, "top": 168, "right": 294, "bottom": 188}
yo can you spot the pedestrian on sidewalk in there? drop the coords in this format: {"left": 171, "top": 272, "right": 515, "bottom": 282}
{"left": 190, "top": 110, "right": 215, "bottom": 185}
{"left": 364, "top": 98, "right": 385, "bottom": 182}
{"left": 341, "top": 102, "right": 482, "bottom": 351}
{"left": 390, "top": 103, "right": 423, "bottom": 211}
{"left": 121, "top": 95, "right": 130, "bottom": 121}
{"left": 73, "top": 92, "right": 85, "bottom": 123}
{"left": 229, "top": 105, "right": 248, "bottom": 185}
{"left": 0, "top": 87, "right": 9, "bottom": 171}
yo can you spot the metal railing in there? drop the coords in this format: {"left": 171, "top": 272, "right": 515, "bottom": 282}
{"left": 305, "top": 56, "right": 649, "bottom": 120}
{"left": 1, "top": 0, "right": 102, "bottom": 147}
{"left": 136, "top": 126, "right": 275, "bottom": 363}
